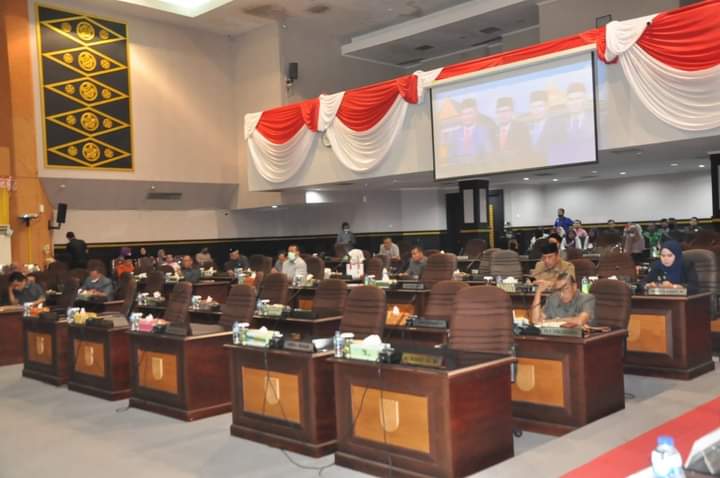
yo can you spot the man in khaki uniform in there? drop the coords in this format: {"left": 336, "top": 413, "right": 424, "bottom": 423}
{"left": 531, "top": 242, "right": 575, "bottom": 287}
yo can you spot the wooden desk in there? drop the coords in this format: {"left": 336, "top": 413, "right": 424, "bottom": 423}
{"left": 227, "top": 345, "right": 336, "bottom": 457}
{"left": 290, "top": 285, "right": 430, "bottom": 319}
{"left": 512, "top": 330, "right": 627, "bottom": 436}
{"left": 22, "top": 318, "right": 70, "bottom": 385}
{"left": 624, "top": 293, "right": 714, "bottom": 379}
{"left": 712, "top": 319, "right": 720, "bottom": 352}
{"left": 383, "top": 325, "right": 448, "bottom": 347}
{"left": 251, "top": 314, "right": 341, "bottom": 339}
{"left": 68, "top": 323, "right": 130, "bottom": 400}
{"left": 0, "top": 306, "right": 24, "bottom": 365}
{"left": 128, "top": 330, "right": 232, "bottom": 420}
{"left": 332, "top": 350, "right": 515, "bottom": 478}
{"left": 135, "top": 304, "right": 222, "bottom": 325}
{"left": 510, "top": 292, "right": 715, "bottom": 380}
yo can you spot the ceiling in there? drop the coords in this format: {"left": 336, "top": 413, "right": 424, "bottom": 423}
{"left": 85, "top": 0, "right": 475, "bottom": 36}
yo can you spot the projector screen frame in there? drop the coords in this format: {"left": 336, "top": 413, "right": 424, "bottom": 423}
{"left": 430, "top": 51, "right": 600, "bottom": 182}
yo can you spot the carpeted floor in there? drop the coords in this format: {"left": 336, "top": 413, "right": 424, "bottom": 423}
{"left": 0, "top": 360, "right": 716, "bottom": 477}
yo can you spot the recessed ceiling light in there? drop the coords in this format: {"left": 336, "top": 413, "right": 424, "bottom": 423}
{"left": 522, "top": 177, "right": 529, "bottom": 181}
{"left": 552, "top": 178, "right": 559, "bottom": 182}
{"left": 591, "top": 170, "right": 598, "bottom": 174}
{"left": 271, "top": 205, "right": 278, "bottom": 209}
{"left": 699, "top": 164, "right": 706, "bottom": 168}
{"left": 115, "top": 0, "right": 233, "bottom": 18}
{"left": 619, "top": 171, "right": 627, "bottom": 175}
{"left": 150, "top": 185, "right": 156, "bottom": 190}
{"left": 670, "top": 162, "right": 679, "bottom": 167}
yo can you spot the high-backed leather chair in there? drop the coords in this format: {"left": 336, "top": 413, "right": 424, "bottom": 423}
{"left": 259, "top": 272, "right": 289, "bottom": 305}
{"left": 597, "top": 252, "right": 637, "bottom": 280}
{"left": 137, "top": 257, "right": 156, "bottom": 274}
{"left": 213, "top": 284, "right": 256, "bottom": 332}
{"left": 528, "top": 239, "right": 547, "bottom": 260}
{"left": 70, "top": 268, "right": 88, "bottom": 285}
{"left": 684, "top": 249, "right": 719, "bottom": 315}
{"left": 688, "top": 230, "right": 719, "bottom": 249}
{"left": 340, "top": 286, "right": 386, "bottom": 338}
{"left": 305, "top": 256, "right": 325, "bottom": 279}
{"left": 421, "top": 253, "right": 457, "bottom": 288}
{"left": 312, "top": 279, "right": 347, "bottom": 316}
{"left": 449, "top": 286, "right": 513, "bottom": 354}
{"left": 477, "top": 248, "right": 500, "bottom": 276}
{"left": 565, "top": 248, "right": 583, "bottom": 261}
{"left": 158, "top": 265, "right": 175, "bottom": 274}
{"left": 424, "top": 280, "right": 469, "bottom": 324}
{"left": 591, "top": 279, "right": 632, "bottom": 329}
{"left": 571, "top": 258, "right": 596, "bottom": 280}
{"left": 144, "top": 271, "right": 165, "bottom": 295}
{"left": 490, "top": 250, "right": 522, "bottom": 278}
{"left": 104, "top": 276, "right": 137, "bottom": 318}
{"left": 249, "top": 254, "right": 272, "bottom": 274}
{"left": 164, "top": 282, "right": 193, "bottom": 334}
{"left": 464, "top": 238, "right": 486, "bottom": 259}
{"left": 365, "top": 257, "right": 384, "bottom": 279}
{"left": 334, "top": 244, "right": 349, "bottom": 259}
{"left": 55, "top": 276, "right": 80, "bottom": 311}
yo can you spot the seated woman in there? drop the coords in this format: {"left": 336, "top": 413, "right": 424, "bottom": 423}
{"left": 643, "top": 240, "right": 699, "bottom": 294}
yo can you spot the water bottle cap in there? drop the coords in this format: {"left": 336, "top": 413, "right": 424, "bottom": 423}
{"left": 657, "top": 435, "right": 674, "bottom": 447}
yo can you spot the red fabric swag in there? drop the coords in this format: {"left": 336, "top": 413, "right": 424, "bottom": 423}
{"left": 637, "top": 0, "right": 720, "bottom": 71}
{"left": 255, "top": 98, "right": 319, "bottom": 144}
{"left": 335, "top": 74, "right": 418, "bottom": 132}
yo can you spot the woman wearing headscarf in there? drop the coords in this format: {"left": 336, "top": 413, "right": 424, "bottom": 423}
{"left": 642, "top": 240, "right": 698, "bottom": 293}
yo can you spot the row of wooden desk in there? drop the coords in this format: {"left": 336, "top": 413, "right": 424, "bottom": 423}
{"left": 3, "top": 286, "right": 717, "bottom": 478}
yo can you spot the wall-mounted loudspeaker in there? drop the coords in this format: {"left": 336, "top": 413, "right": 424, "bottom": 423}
{"left": 56, "top": 202, "right": 67, "bottom": 224}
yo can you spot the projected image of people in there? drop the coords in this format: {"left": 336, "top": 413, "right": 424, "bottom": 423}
{"left": 433, "top": 54, "right": 597, "bottom": 179}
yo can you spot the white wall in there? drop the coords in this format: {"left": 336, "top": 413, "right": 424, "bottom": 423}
{"left": 504, "top": 172, "right": 712, "bottom": 227}
{"left": 30, "top": 0, "right": 238, "bottom": 185}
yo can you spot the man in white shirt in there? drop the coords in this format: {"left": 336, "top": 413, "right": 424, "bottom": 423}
{"left": 377, "top": 237, "right": 400, "bottom": 261}
{"left": 281, "top": 244, "right": 307, "bottom": 279}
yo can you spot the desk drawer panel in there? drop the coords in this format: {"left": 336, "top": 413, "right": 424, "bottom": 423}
{"left": 27, "top": 332, "right": 53, "bottom": 365}
{"left": 628, "top": 313, "right": 669, "bottom": 354}
{"left": 137, "top": 350, "right": 178, "bottom": 394}
{"left": 74, "top": 340, "right": 105, "bottom": 377}
{"left": 241, "top": 367, "right": 300, "bottom": 424}
{"left": 350, "top": 385, "right": 429, "bottom": 454}
{"left": 512, "top": 357, "right": 565, "bottom": 408}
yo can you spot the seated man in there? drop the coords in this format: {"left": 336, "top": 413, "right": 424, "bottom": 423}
{"left": 81, "top": 267, "right": 115, "bottom": 300}
{"left": 531, "top": 242, "right": 575, "bottom": 287}
{"left": 162, "top": 253, "right": 181, "bottom": 273}
{"left": 8, "top": 272, "right": 46, "bottom": 306}
{"left": 195, "top": 247, "right": 213, "bottom": 266}
{"left": 179, "top": 255, "right": 200, "bottom": 284}
{"left": 530, "top": 273, "right": 594, "bottom": 328}
{"left": 404, "top": 246, "right": 427, "bottom": 279}
{"left": 377, "top": 237, "right": 400, "bottom": 261}
{"left": 224, "top": 249, "right": 250, "bottom": 272}
{"left": 282, "top": 244, "right": 307, "bottom": 279}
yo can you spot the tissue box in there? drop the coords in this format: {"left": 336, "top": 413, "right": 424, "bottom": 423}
{"left": 348, "top": 342, "right": 384, "bottom": 362}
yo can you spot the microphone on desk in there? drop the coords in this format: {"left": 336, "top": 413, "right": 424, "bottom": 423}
{"left": 510, "top": 344, "right": 517, "bottom": 384}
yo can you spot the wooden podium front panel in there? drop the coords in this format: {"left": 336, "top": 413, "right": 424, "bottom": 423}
{"left": 512, "top": 357, "right": 564, "bottom": 408}
{"left": 74, "top": 340, "right": 105, "bottom": 377}
{"left": 137, "top": 350, "right": 178, "bottom": 394}
{"left": 241, "top": 367, "right": 301, "bottom": 424}
{"left": 27, "top": 332, "right": 52, "bottom": 365}
{"left": 350, "top": 385, "right": 430, "bottom": 454}
{"left": 298, "top": 299, "right": 313, "bottom": 310}
{"left": 628, "top": 313, "right": 670, "bottom": 355}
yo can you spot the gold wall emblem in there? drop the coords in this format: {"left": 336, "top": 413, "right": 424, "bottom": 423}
{"left": 79, "top": 81, "right": 97, "bottom": 101}
{"left": 38, "top": 6, "right": 133, "bottom": 170}
{"left": 82, "top": 142, "right": 100, "bottom": 162}
{"left": 80, "top": 112, "right": 99, "bottom": 132}
{"left": 76, "top": 21, "right": 95, "bottom": 41}
{"left": 77, "top": 51, "right": 96, "bottom": 71}
{"left": 379, "top": 398, "right": 401, "bottom": 433}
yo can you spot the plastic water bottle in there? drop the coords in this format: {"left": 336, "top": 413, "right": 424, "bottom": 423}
{"left": 334, "top": 330, "right": 344, "bottom": 358}
{"left": 232, "top": 321, "right": 241, "bottom": 345}
{"left": 255, "top": 298, "right": 263, "bottom": 314}
{"left": 651, "top": 436, "right": 686, "bottom": 478}
{"left": 581, "top": 277, "right": 590, "bottom": 294}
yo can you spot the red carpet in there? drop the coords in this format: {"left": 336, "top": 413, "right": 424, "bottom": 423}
{"left": 563, "top": 396, "right": 720, "bottom": 477}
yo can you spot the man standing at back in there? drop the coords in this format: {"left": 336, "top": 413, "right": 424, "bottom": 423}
{"left": 554, "top": 208, "right": 573, "bottom": 235}
{"left": 66, "top": 231, "right": 88, "bottom": 269}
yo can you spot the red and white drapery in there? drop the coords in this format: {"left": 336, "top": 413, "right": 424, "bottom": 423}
{"left": 245, "top": 0, "right": 720, "bottom": 184}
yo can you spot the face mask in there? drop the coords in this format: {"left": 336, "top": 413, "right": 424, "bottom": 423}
{"left": 288, "top": 252, "right": 296, "bottom": 261}
{"left": 343, "top": 228, "right": 349, "bottom": 232}
{"left": 91, "top": 278, "right": 99, "bottom": 283}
